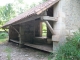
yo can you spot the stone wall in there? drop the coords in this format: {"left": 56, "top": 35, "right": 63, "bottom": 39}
{"left": 62, "top": 0, "right": 80, "bottom": 30}
{"left": 52, "top": 0, "right": 80, "bottom": 52}
{"left": 53, "top": 0, "right": 80, "bottom": 42}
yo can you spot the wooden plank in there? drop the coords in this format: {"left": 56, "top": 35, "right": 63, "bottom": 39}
{"left": 35, "top": 37, "right": 47, "bottom": 39}
{"left": 3, "top": 28, "right": 9, "bottom": 33}
{"left": 10, "top": 39, "right": 19, "bottom": 43}
{"left": 24, "top": 43, "right": 53, "bottom": 52}
{"left": 41, "top": 16, "right": 57, "bottom": 21}
{"left": 10, "top": 39, "right": 53, "bottom": 52}
{"left": 45, "top": 21, "right": 54, "bottom": 35}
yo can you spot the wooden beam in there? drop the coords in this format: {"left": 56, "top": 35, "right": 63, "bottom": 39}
{"left": 3, "top": 28, "right": 9, "bottom": 33}
{"left": 12, "top": 15, "right": 41, "bottom": 25}
{"left": 45, "top": 21, "right": 54, "bottom": 35}
{"left": 10, "top": 25, "right": 20, "bottom": 34}
{"left": 41, "top": 16, "right": 57, "bottom": 21}
{"left": 10, "top": 39, "right": 19, "bottom": 44}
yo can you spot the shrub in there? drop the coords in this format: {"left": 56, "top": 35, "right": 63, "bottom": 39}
{"left": 55, "top": 31, "right": 80, "bottom": 60}
{"left": 0, "top": 32, "right": 8, "bottom": 39}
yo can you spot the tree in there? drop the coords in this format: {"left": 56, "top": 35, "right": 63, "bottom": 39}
{"left": 0, "top": 0, "right": 26, "bottom": 25}
{"left": 12, "top": 0, "right": 29, "bottom": 15}
{"left": 0, "top": 3, "right": 15, "bottom": 25}
{"left": 30, "top": 3, "right": 36, "bottom": 8}
{"left": 0, "top": 0, "right": 46, "bottom": 26}
{"left": 42, "top": 0, "right": 48, "bottom": 2}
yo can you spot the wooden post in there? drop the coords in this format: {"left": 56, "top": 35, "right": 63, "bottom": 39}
{"left": 19, "top": 25, "right": 25, "bottom": 48}
{"left": 40, "top": 22, "right": 42, "bottom": 37}
{"left": 47, "top": 21, "right": 53, "bottom": 38}
{"left": 8, "top": 26, "right": 11, "bottom": 42}
{"left": 45, "top": 21, "right": 54, "bottom": 35}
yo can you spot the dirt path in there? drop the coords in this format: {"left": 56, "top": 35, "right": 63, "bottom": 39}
{"left": 0, "top": 42, "right": 50, "bottom": 60}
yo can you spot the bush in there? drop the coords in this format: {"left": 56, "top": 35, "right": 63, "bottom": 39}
{"left": 0, "top": 32, "right": 8, "bottom": 39}
{"left": 55, "top": 31, "right": 80, "bottom": 60}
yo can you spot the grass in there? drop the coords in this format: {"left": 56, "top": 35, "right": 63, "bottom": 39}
{"left": 0, "top": 38, "right": 8, "bottom": 44}
{"left": 0, "top": 30, "right": 11, "bottom": 60}
{"left": 5, "top": 47, "right": 12, "bottom": 60}
{"left": 0, "top": 31, "right": 8, "bottom": 44}
{"left": 55, "top": 31, "right": 80, "bottom": 60}
{"left": 42, "top": 32, "right": 47, "bottom": 37}
{"left": 48, "top": 53, "right": 54, "bottom": 60}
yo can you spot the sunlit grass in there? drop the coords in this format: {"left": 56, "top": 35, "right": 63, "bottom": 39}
{"left": 42, "top": 22, "right": 47, "bottom": 37}
{"left": 0, "top": 38, "right": 8, "bottom": 44}
{"left": 42, "top": 33, "right": 47, "bottom": 37}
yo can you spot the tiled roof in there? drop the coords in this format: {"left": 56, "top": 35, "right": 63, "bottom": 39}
{"left": 2, "top": 0, "right": 60, "bottom": 28}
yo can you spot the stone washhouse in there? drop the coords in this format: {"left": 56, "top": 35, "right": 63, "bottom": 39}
{"left": 2, "top": 0, "right": 80, "bottom": 52}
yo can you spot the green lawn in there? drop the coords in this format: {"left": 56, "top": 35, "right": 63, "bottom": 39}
{"left": 0, "top": 31, "right": 8, "bottom": 44}
{"left": 0, "top": 38, "right": 8, "bottom": 44}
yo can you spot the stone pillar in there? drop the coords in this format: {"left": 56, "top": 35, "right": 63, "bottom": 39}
{"left": 52, "top": 1, "right": 66, "bottom": 52}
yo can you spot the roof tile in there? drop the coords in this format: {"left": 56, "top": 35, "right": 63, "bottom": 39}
{"left": 2, "top": 0, "right": 60, "bottom": 28}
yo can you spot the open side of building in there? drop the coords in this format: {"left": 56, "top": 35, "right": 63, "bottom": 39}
{"left": 2, "top": 0, "right": 80, "bottom": 52}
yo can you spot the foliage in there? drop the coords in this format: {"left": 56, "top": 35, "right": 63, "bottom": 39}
{"left": 0, "top": 32, "right": 8, "bottom": 43}
{"left": 0, "top": 32, "right": 8, "bottom": 39}
{"left": 0, "top": 0, "right": 27, "bottom": 26}
{"left": 13, "top": 0, "right": 27, "bottom": 15}
{"left": 0, "top": 4, "right": 15, "bottom": 25}
{"left": 48, "top": 53, "right": 54, "bottom": 60}
{"left": 55, "top": 31, "right": 80, "bottom": 60}
{"left": 42, "top": 22, "right": 47, "bottom": 36}
{"left": 43, "top": 0, "right": 48, "bottom": 1}
{"left": 0, "top": 0, "right": 47, "bottom": 26}
{"left": 0, "top": 0, "right": 37, "bottom": 26}
{"left": 30, "top": 3, "right": 36, "bottom": 8}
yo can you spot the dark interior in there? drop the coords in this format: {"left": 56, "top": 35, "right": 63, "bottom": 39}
{"left": 47, "top": 6, "right": 54, "bottom": 38}
{"left": 9, "top": 25, "right": 19, "bottom": 41}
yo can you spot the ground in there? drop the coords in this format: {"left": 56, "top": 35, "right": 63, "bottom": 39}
{"left": 0, "top": 42, "right": 51, "bottom": 60}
